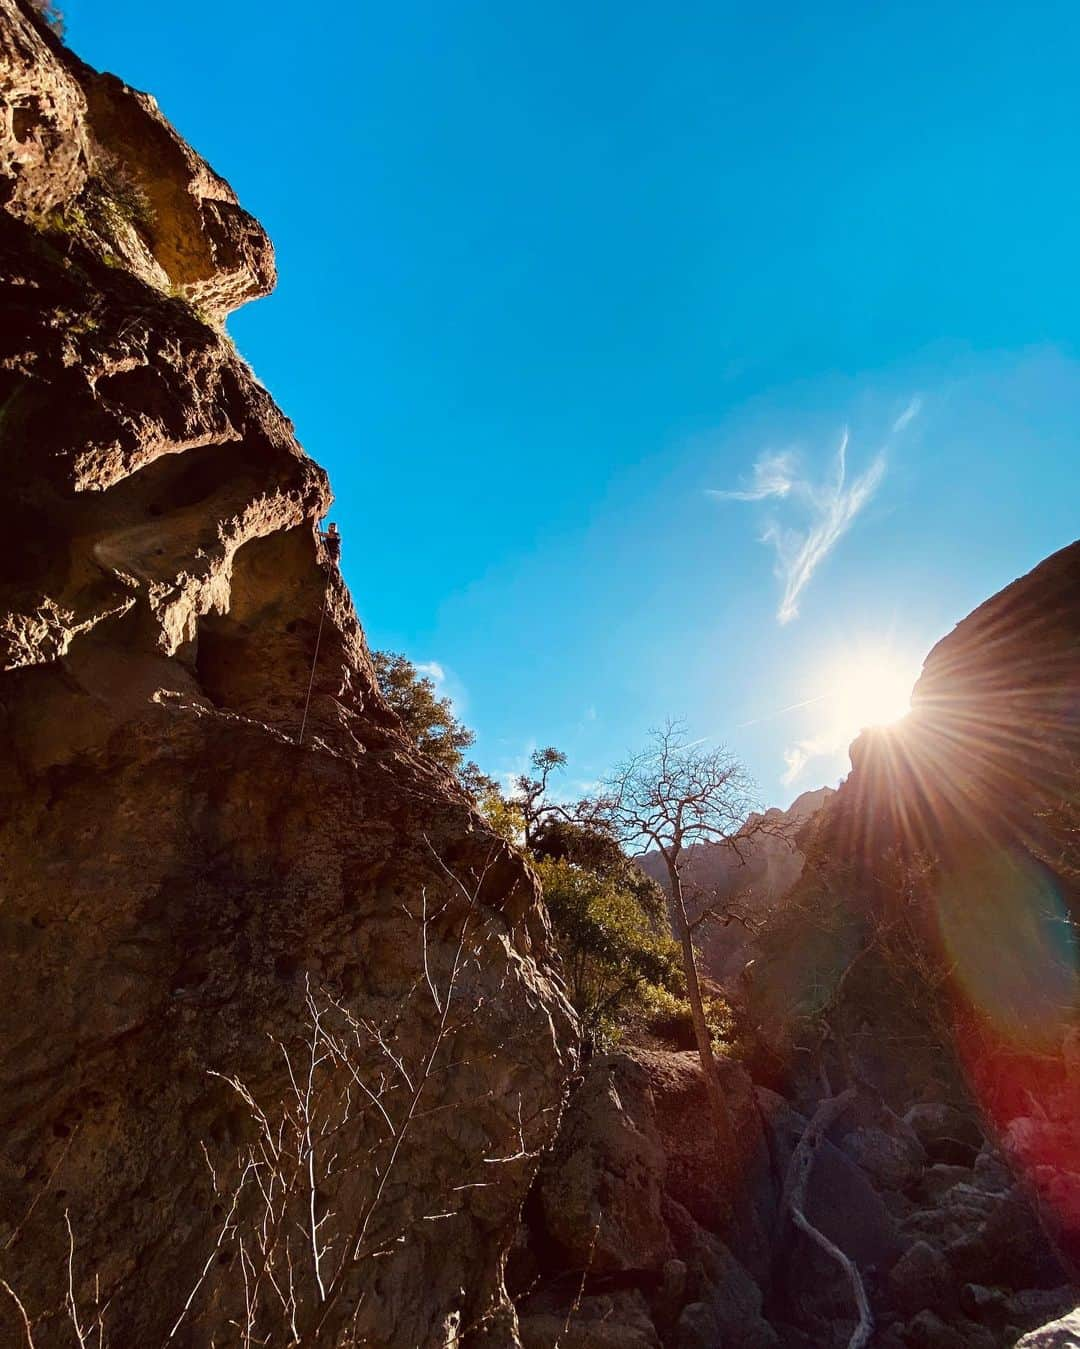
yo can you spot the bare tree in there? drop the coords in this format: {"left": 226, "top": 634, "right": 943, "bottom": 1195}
{"left": 597, "top": 721, "right": 764, "bottom": 1168}
{"left": 177, "top": 846, "right": 535, "bottom": 1346}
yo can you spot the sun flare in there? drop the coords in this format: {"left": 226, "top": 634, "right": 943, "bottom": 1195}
{"left": 826, "top": 648, "right": 916, "bottom": 736}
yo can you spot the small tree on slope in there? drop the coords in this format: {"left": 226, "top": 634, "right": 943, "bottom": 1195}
{"left": 597, "top": 721, "right": 767, "bottom": 1179}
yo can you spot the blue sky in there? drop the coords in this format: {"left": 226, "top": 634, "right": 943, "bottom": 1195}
{"left": 68, "top": 2, "right": 1079, "bottom": 803}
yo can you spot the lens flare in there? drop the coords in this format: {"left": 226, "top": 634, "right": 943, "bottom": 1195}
{"left": 934, "top": 848, "right": 1076, "bottom": 1052}
{"left": 936, "top": 847, "right": 1080, "bottom": 1243}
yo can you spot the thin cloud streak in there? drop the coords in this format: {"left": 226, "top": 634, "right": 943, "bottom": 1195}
{"left": 736, "top": 692, "right": 830, "bottom": 729}
{"left": 707, "top": 450, "right": 796, "bottom": 502}
{"left": 768, "top": 432, "right": 886, "bottom": 624}
{"left": 711, "top": 429, "right": 887, "bottom": 625}
{"left": 892, "top": 396, "right": 922, "bottom": 434}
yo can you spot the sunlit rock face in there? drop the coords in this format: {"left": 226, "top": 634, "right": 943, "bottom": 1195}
{"left": 0, "top": 4, "right": 576, "bottom": 1344}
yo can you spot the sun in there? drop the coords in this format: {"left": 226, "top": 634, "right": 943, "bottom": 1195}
{"left": 825, "top": 647, "right": 917, "bottom": 736}
{"left": 781, "top": 642, "right": 922, "bottom": 788}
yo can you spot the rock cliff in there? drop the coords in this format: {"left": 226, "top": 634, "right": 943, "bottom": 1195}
{"left": 0, "top": 4, "right": 575, "bottom": 1344}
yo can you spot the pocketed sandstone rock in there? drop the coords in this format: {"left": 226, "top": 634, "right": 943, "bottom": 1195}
{"left": 0, "top": 7, "right": 577, "bottom": 1346}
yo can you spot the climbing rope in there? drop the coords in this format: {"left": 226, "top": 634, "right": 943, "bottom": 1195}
{"left": 297, "top": 523, "right": 341, "bottom": 747}
{"left": 297, "top": 580, "right": 330, "bottom": 748}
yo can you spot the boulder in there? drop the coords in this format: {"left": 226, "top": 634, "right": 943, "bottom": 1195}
{"left": 960, "top": 1283, "right": 1008, "bottom": 1325}
{"left": 901, "top": 1310, "right": 992, "bottom": 1349}
{"left": 921, "top": 1164, "right": 972, "bottom": 1204}
{"left": 663, "top": 1198, "right": 778, "bottom": 1349}
{"left": 888, "top": 1240, "right": 955, "bottom": 1317}
{"left": 841, "top": 1123, "right": 926, "bottom": 1193}
{"left": 944, "top": 1184, "right": 1071, "bottom": 1288}
{"left": 1016, "top": 1309, "right": 1080, "bottom": 1347}
{"left": 651, "top": 1258, "right": 689, "bottom": 1331}
{"left": 536, "top": 1055, "right": 674, "bottom": 1274}
{"left": 756, "top": 1087, "right": 900, "bottom": 1271}
{"left": 674, "top": 1302, "right": 722, "bottom": 1349}
{"left": 904, "top": 1103, "right": 984, "bottom": 1163}
{"left": 630, "top": 1048, "right": 774, "bottom": 1281}
{"left": 527, "top": 1057, "right": 779, "bottom": 1347}
{"left": 900, "top": 1171, "right": 1070, "bottom": 1293}
{"left": 973, "top": 1145, "right": 1015, "bottom": 1194}
{"left": 1006, "top": 1289, "right": 1080, "bottom": 1333}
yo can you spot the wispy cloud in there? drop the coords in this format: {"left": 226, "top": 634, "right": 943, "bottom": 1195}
{"left": 414, "top": 660, "right": 446, "bottom": 687}
{"left": 769, "top": 433, "right": 885, "bottom": 624}
{"left": 711, "top": 430, "right": 887, "bottom": 625}
{"left": 781, "top": 735, "right": 831, "bottom": 786}
{"left": 707, "top": 449, "right": 797, "bottom": 503}
{"left": 414, "top": 660, "right": 471, "bottom": 721}
{"left": 891, "top": 396, "right": 922, "bottom": 434}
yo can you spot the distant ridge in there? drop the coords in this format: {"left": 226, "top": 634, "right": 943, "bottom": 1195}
{"left": 638, "top": 784, "right": 836, "bottom": 983}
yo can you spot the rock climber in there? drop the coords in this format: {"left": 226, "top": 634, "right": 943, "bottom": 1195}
{"left": 323, "top": 521, "right": 341, "bottom": 562}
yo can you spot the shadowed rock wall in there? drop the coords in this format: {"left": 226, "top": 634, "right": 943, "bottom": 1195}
{"left": 0, "top": 4, "right": 575, "bottom": 1344}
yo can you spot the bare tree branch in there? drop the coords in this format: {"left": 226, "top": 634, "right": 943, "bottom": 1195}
{"left": 782, "top": 1088, "right": 873, "bottom": 1349}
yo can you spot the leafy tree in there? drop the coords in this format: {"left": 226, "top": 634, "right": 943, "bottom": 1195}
{"left": 372, "top": 651, "right": 475, "bottom": 779}
{"left": 532, "top": 816, "right": 668, "bottom": 930}
{"left": 370, "top": 654, "right": 533, "bottom": 844}
{"left": 514, "top": 747, "right": 569, "bottom": 847}
{"left": 29, "top": 0, "right": 65, "bottom": 34}
{"left": 467, "top": 767, "right": 526, "bottom": 844}
{"left": 511, "top": 747, "right": 670, "bottom": 922}
{"left": 537, "top": 857, "right": 681, "bottom": 1047}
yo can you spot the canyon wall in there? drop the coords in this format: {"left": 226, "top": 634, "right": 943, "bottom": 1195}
{"left": 745, "top": 540, "right": 1080, "bottom": 1341}
{"left": 751, "top": 537, "right": 1080, "bottom": 1097}
{"left": 0, "top": 4, "right": 575, "bottom": 1344}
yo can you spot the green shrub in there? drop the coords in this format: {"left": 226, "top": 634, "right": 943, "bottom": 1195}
{"left": 538, "top": 857, "right": 681, "bottom": 1047}
{"left": 641, "top": 984, "right": 735, "bottom": 1051}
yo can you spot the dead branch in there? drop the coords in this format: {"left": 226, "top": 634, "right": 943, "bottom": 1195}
{"left": 781, "top": 1087, "right": 873, "bottom": 1349}
{"left": 0, "top": 1281, "right": 35, "bottom": 1349}
{"left": 3, "top": 847, "right": 528, "bottom": 1348}
{"left": 689, "top": 903, "right": 762, "bottom": 934}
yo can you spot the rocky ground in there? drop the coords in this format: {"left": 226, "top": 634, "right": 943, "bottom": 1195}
{"left": 511, "top": 1045, "right": 1078, "bottom": 1347}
